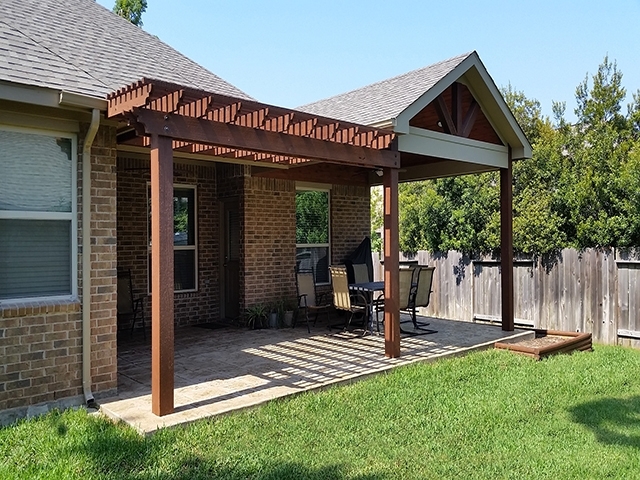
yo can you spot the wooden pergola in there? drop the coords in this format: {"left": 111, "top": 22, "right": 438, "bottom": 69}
{"left": 107, "top": 71, "right": 525, "bottom": 416}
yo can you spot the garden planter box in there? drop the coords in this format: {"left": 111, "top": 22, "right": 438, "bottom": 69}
{"left": 495, "top": 329, "right": 592, "bottom": 360}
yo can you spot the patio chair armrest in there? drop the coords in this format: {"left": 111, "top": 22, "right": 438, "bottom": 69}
{"left": 298, "top": 293, "right": 308, "bottom": 308}
{"left": 316, "top": 291, "right": 330, "bottom": 306}
{"left": 350, "top": 291, "right": 369, "bottom": 309}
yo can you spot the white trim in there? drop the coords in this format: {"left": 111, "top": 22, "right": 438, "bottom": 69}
{"left": 0, "top": 211, "right": 72, "bottom": 220}
{"left": 295, "top": 182, "right": 331, "bottom": 191}
{"left": 398, "top": 127, "right": 508, "bottom": 169}
{"left": 0, "top": 294, "right": 79, "bottom": 307}
{"left": 0, "top": 125, "right": 78, "bottom": 302}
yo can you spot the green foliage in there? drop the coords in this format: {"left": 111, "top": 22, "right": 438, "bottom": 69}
{"left": 397, "top": 56, "right": 640, "bottom": 256}
{"left": 295, "top": 190, "right": 328, "bottom": 244}
{"left": 113, "top": 0, "right": 147, "bottom": 26}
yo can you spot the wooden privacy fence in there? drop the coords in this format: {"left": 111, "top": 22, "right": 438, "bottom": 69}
{"left": 372, "top": 248, "right": 640, "bottom": 347}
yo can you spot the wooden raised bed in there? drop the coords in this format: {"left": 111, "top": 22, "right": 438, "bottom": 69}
{"left": 495, "top": 329, "right": 592, "bottom": 360}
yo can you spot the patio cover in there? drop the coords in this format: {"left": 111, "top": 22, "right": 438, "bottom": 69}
{"left": 107, "top": 52, "right": 531, "bottom": 415}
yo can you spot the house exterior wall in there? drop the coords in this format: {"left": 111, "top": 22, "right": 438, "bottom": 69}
{"left": 116, "top": 156, "right": 220, "bottom": 328}
{"left": 0, "top": 122, "right": 118, "bottom": 422}
{"left": 331, "top": 184, "right": 371, "bottom": 264}
{"left": 242, "top": 176, "right": 297, "bottom": 308}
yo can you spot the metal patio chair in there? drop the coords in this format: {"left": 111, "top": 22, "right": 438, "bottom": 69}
{"left": 295, "top": 268, "right": 331, "bottom": 333}
{"left": 329, "top": 265, "right": 368, "bottom": 331}
{"left": 117, "top": 269, "right": 146, "bottom": 338}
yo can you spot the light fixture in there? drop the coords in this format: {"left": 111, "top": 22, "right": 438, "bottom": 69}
{"left": 437, "top": 121, "right": 443, "bottom": 128}
{"left": 375, "top": 169, "right": 384, "bottom": 177}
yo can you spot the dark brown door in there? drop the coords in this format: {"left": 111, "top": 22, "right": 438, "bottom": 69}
{"left": 223, "top": 201, "right": 240, "bottom": 320}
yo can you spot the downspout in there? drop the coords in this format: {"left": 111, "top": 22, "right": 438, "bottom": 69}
{"left": 82, "top": 109, "right": 100, "bottom": 408}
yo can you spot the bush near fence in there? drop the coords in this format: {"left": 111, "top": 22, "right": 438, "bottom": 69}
{"left": 372, "top": 248, "right": 640, "bottom": 348}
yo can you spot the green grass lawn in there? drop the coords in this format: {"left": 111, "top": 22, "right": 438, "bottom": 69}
{"left": 2, "top": 345, "right": 640, "bottom": 479}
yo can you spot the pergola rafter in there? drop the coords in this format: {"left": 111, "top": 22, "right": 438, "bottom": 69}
{"left": 109, "top": 78, "right": 398, "bottom": 169}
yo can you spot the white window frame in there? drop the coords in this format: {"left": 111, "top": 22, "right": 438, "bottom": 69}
{"left": 147, "top": 183, "right": 198, "bottom": 294}
{"left": 295, "top": 185, "right": 331, "bottom": 285}
{"left": 0, "top": 124, "right": 78, "bottom": 303}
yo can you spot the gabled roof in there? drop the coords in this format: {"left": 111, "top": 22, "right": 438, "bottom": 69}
{"left": 298, "top": 53, "right": 471, "bottom": 126}
{"left": 299, "top": 51, "right": 531, "bottom": 160}
{"left": 0, "top": 0, "right": 252, "bottom": 100}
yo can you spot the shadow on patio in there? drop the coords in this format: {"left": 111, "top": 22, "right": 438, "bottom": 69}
{"left": 100, "top": 314, "right": 532, "bottom": 434}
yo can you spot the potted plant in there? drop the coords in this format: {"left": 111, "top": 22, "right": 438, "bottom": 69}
{"left": 268, "top": 301, "right": 279, "bottom": 329}
{"left": 282, "top": 297, "right": 298, "bottom": 328}
{"left": 244, "top": 304, "right": 268, "bottom": 330}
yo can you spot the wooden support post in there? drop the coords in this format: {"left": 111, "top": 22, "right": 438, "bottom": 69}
{"left": 383, "top": 167, "right": 401, "bottom": 358}
{"left": 150, "top": 134, "right": 175, "bottom": 416}
{"left": 500, "top": 147, "right": 514, "bottom": 331}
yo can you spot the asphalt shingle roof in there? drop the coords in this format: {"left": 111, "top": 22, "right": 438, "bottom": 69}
{"left": 298, "top": 52, "right": 472, "bottom": 126}
{"left": 0, "top": 0, "right": 253, "bottom": 100}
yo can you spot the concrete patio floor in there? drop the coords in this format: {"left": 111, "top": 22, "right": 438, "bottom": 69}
{"left": 100, "top": 315, "right": 532, "bottom": 435}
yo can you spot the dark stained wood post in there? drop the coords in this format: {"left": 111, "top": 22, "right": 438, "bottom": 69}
{"left": 383, "top": 167, "right": 401, "bottom": 358}
{"left": 150, "top": 134, "right": 175, "bottom": 416}
{"left": 500, "top": 146, "right": 514, "bottom": 331}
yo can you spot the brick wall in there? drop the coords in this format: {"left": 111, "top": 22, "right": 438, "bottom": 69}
{"left": 243, "top": 176, "right": 297, "bottom": 308}
{"left": 331, "top": 184, "right": 371, "bottom": 264}
{"left": 117, "top": 157, "right": 220, "bottom": 327}
{"left": 0, "top": 123, "right": 118, "bottom": 422}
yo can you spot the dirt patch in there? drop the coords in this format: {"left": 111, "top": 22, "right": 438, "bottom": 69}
{"left": 511, "top": 334, "right": 573, "bottom": 349}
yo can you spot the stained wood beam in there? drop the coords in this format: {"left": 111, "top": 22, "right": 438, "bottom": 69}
{"left": 235, "top": 108, "right": 268, "bottom": 128}
{"left": 434, "top": 95, "right": 457, "bottom": 135}
{"left": 132, "top": 109, "right": 399, "bottom": 169}
{"left": 452, "top": 82, "right": 462, "bottom": 131}
{"left": 207, "top": 102, "right": 242, "bottom": 123}
{"left": 460, "top": 100, "right": 479, "bottom": 138}
{"left": 150, "top": 134, "right": 175, "bottom": 416}
{"left": 178, "top": 96, "right": 212, "bottom": 118}
{"left": 108, "top": 82, "right": 152, "bottom": 117}
{"left": 149, "top": 89, "right": 184, "bottom": 113}
{"left": 500, "top": 146, "right": 514, "bottom": 331}
{"left": 383, "top": 167, "right": 401, "bottom": 358}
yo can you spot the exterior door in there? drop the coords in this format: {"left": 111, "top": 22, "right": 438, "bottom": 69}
{"left": 222, "top": 201, "right": 240, "bottom": 320}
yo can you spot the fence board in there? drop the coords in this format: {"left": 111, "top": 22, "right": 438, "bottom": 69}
{"left": 372, "top": 248, "right": 640, "bottom": 347}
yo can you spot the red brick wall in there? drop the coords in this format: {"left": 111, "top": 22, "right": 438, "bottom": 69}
{"left": 331, "top": 184, "right": 371, "bottom": 264}
{"left": 242, "top": 176, "right": 297, "bottom": 308}
{"left": 116, "top": 156, "right": 220, "bottom": 327}
{"left": 0, "top": 123, "right": 118, "bottom": 419}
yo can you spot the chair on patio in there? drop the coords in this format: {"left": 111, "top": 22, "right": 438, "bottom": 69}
{"left": 295, "top": 268, "right": 331, "bottom": 333}
{"left": 117, "top": 269, "right": 146, "bottom": 338}
{"left": 406, "top": 266, "right": 437, "bottom": 333}
{"left": 376, "top": 266, "right": 437, "bottom": 335}
{"left": 329, "top": 265, "right": 368, "bottom": 331}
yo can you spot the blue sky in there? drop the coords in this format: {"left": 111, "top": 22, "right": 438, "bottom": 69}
{"left": 97, "top": 0, "right": 640, "bottom": 122}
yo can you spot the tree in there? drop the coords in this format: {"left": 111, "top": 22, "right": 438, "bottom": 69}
{"left": 113, "top": 0, "right": 147, "bottom": 27}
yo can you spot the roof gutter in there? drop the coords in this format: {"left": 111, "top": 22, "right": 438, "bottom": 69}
{"left": 82, "top": 108, "right": 101, "bottom": 409}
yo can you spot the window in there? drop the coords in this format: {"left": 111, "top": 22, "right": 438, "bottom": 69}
{"left": 0, "top": 127, "right": 76, "bottom": 301}
{"left": 148, "top": 185, "right": 197, "bottom": 292}
{"left": 295, "top": 189, "right": 330, "bottom": 284}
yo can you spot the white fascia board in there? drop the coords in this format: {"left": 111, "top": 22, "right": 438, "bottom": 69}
{"left": 398, "top": 127, "right": 508, "bottom": 169}
{"left": 59, "top": 91, "right": 107, "bottom": 111}
{"left": 0, "top": 82, "right": 107, "bottom": 112}
{"left": 0, "top": 81, "right": 61, "bottom": 108}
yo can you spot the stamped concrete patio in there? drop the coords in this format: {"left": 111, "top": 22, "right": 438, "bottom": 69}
{"left": 100, "top": 315, "right": 532, "bottom": 434}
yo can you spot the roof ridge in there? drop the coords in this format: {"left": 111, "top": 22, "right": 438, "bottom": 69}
{"left": 298, "top": 51, "right": 473, "bottom": 109}
{"left": 0, "top": 17, "right": 109, "bottom": 93}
